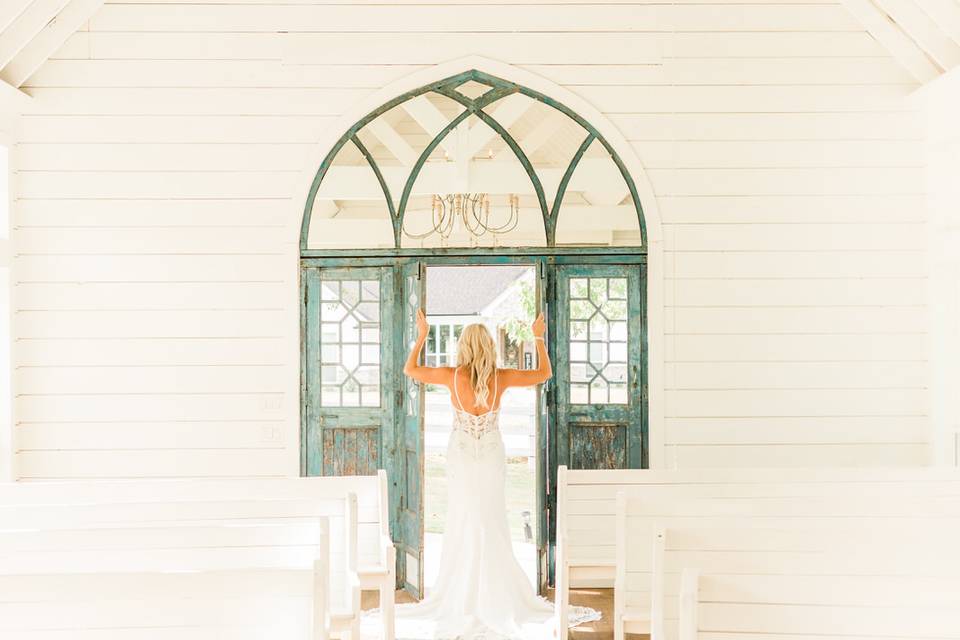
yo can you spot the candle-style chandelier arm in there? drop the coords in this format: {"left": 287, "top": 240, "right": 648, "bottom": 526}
{"left": 401, "top": 193, "right": 521, "bottom": 241}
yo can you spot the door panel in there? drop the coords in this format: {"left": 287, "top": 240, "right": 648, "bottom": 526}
{"left": 535, "top": 258, "right": 551, "bottom": 592}
{"left": 397, "top": 260, "right": 426, "bottom": 598}
{"left": 556, "top": 264, "right": 645, "bottom": 471}
{"left": 301, "top": 265, "right": 396, "bottom": 477}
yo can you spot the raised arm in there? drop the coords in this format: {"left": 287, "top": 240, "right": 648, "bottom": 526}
{"left": 403, "top": 308, "right": 454, "bottom": 385}
{"left": 499, "top": 312, "right": 552, "bottom": 388}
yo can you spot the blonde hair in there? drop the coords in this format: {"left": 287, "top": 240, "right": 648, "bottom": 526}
{"left": 456, "top": 323, "right": 497, "bottom": 409}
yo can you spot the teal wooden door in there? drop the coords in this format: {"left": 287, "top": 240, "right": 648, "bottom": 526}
{"left": 555, "top": 264, "right": 646, "bottom": 470}
{"left": 397, "top": 261, "right": 426, "bottom": 597}
{"left": 301, "top": 266, "right": 397, "bottom": 476}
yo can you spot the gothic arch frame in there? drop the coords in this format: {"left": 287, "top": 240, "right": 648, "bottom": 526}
{"left": 285, "top": 56, "right": 665, "bottom": 473}
{"left": 298, "top": 68, "right": 649, "bottom": 251}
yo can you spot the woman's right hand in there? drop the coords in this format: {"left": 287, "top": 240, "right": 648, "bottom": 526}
{"left": 416, "top": 308, "right": 429, "bottom": 340}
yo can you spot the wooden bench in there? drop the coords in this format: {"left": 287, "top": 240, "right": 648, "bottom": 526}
{"left": 612, "top": 476, "right": 960, "bottom": 640}
{"left": 556, "top": 465, "right": 960, "bottom": 637}
{"left": 675, "top": 521, "right": 960, "bottom": 640}
{"left": 0, "top": 472, "right": 396, "bottom": 640}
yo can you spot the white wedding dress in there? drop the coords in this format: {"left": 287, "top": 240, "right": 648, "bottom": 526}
{"left": 361, "top": 370, "right": 601, "bottom": 640}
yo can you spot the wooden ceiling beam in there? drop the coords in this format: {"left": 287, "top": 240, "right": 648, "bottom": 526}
{"left": 400, "top": 95, "right": 455, "bottom": 157}
{"left": 0, "top": 1, "right": 35, "bottom": 36}
{"left": 0, "top": 0, "right": 71, "bottom": 72}
{"left": 840, "top": 0, "right": 941, "bottom": 82}
{"left": 917, "top": 0, "right": 960, "bottom": 47}
{"left": 364, "top": 117, "right": 418, "bottom": 167}
{"left": 876, "top": 0, "right": 960, "bottom": 70}
{"left": 493, "top": 110, "right": 566, "bottom": 162}
{"left": 2, "top": 0, "right": 104, "bottom": 89}
{"left": 466, "top": 93, "right": 530, "bottom": 158}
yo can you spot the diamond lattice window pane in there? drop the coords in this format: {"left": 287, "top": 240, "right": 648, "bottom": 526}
{"left": 321, "top": 281, "right": 339, "bottom": 301}
{"left": 361, "top": 280, "right": 379, "bottom": 300}
{"left": 571, "top": 300, "right": 593, "bottom": 320}
{"left": 567, "top": 275, "right": 629, "bottom": 405}
{"left": 570, "top": 383, "right": 589, "bottom": 403}
{"left": 590, "top": 378, "right": 609, "bottom": 403}
{"left": 319, "top": 276, "right": 382, "bottom": 407}
{"left": 570, "top": 341, "right": 587, "bottom": 362}
{"left": 589, "top": 279, "right": 608, "bottom": 306}
{"left": 321, "top": 386, "right": 340, "bottom": 406}
{"left": 609, "top": 384, "right": 628, "bottom": 403}
{"left": 362, "top": 386, "right": 380, "bottom": 407}
{"left": 570, "top": 278, "right": 588, "bottom": 299}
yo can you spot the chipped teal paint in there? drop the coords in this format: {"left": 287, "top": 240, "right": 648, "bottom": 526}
{"left": 351, "top": 134, "right": 398, "bottom": 239}
{"left": 300, "top": 69, "right": 651, "bottom": 593}
{"left": 534, "top": 257, "right": 551, "bottom": 592}
{"left": 555, "top": 264, "right": 646, "bottom": 470}
{"left": 299, "top": 68, "right": 648, "bottom": 251}
{"left": 396, "top": 260, "right": 426, "bottom": 598}
{"left": 300, "top": 266, "right": 397, "bottom": 480}
{"left": 548, "top": 133, "right": 596, "bottom": 241}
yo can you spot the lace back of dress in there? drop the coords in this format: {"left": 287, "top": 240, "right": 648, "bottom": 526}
{"left": 452, "top": 368, "right": 500, "bottom": 440}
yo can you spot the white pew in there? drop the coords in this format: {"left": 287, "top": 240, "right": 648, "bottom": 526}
{"left": 556, "top": 465, "right": 960, "bottom": 637}
{"left": 676, "top": 528, "right": 960, "bottom": 640}
{"left": 615, "top": 485, "right": 960, "bottom": 640}
{"left": 0, "top": 473, "right": 395, "bottom": 640}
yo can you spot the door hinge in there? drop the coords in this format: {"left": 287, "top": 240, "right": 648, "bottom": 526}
{"left": 396, "top": 389, "right": 403, "bottom": 409}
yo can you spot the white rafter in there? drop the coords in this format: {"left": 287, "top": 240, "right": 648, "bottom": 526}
{"left": 876, "top": 0, "right": 960, "bottom": 70}
{"left": 840, "top": 0, "right": 941, "bottom": 82}
{"left": 2, "top": 0, "right": 105, "bottom": 89}
{"left": 0, "top": 1, "right": 34, "bottom": 35}
{"left": 837, "top": 0, "right": 960, "bottom": 85}
{"left": 400, "top": 95, "right": 456, "bottom": 157}
{"left": 918, "top": 0, "right": 960, "bottom": 48}
{"left": 0, "top": 0, "right": 71, "bottom": 72}
{"left": 312, "top": 159, "right": 621, "bottom": 200}
{"left": 493, "top": 110, "right": 566, "bottom": 162}
{"left": 466, "top": 93, "right": 531, "bottom": 158}
{"left": 364, "top": 117, "right": 419, "bottom": 167}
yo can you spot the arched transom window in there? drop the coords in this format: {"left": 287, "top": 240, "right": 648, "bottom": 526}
{"left": 300, "top": 70, "right": 647, "bottom": 252}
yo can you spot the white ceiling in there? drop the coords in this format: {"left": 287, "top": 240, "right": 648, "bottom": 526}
{"left": 2, "top": 0, "right": 960, "bottom": 110}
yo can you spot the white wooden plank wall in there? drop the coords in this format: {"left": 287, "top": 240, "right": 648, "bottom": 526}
{"left": 11, "top": 0, "right": 930, "bottom": 479}
{"left": 918, "top": 68, "right": 960, "bottom": 466}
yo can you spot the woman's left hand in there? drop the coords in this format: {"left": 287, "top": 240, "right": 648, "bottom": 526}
{"left": 532, "top": 312, "right": 546, "bottom": 338}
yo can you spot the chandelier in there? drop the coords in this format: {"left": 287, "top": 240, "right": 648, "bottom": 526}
{"left": 401, "top": 193, "right": 520, "bottom": 240}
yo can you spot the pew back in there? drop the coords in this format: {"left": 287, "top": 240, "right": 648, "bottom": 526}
{"left": 0, "top": 474, "right": 389, "bottom": 639}
{"left": 615, "top": 483, "right": 960, "bottom": 640}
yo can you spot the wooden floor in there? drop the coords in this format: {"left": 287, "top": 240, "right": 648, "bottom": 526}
{"left": 362, "top": 587, "right": 648, "bottom": 640}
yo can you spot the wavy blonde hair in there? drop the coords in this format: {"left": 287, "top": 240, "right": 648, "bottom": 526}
{"left": 456, "top": 323, "right": 498, "bottom": 409}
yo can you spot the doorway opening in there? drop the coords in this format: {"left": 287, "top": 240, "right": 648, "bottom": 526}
{"left": 422, "top": 263, "right": 540, "bottom": 590}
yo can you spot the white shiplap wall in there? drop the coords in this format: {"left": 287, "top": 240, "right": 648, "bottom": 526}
{"left": 11, "top": 0, "right": 931, "bottom": 479}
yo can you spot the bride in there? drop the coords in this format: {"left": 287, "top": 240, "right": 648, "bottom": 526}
{"left": 362, "top": 310, "right": 600, "bottom": 640}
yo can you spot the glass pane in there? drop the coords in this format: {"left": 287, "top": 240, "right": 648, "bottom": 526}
{"left": 405, "top": 272, "right": 422, "bottom": 416}
{"left": 361, "top": 386, "right": 380, "bottom": 407}
{"left": 568, "top": 275, "right": 629, "bottom": 405}
{"left": 307, "top": 138, "right": 395, "bottom": 249}
{"left": 494, "top": 92, "right": 590, "bottom": 209}
{"left": 400, "top": 108, "right": 547, "bottom": 249}
{"left": 319, "top": 275, "right": 382, "bottom": 407}
{"left": 554, "top": 138, "right": 642, "bottom": 247}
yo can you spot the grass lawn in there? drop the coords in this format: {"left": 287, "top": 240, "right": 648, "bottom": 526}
{"left": 424, "top": 453, "right": 536, "bottom": 542}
